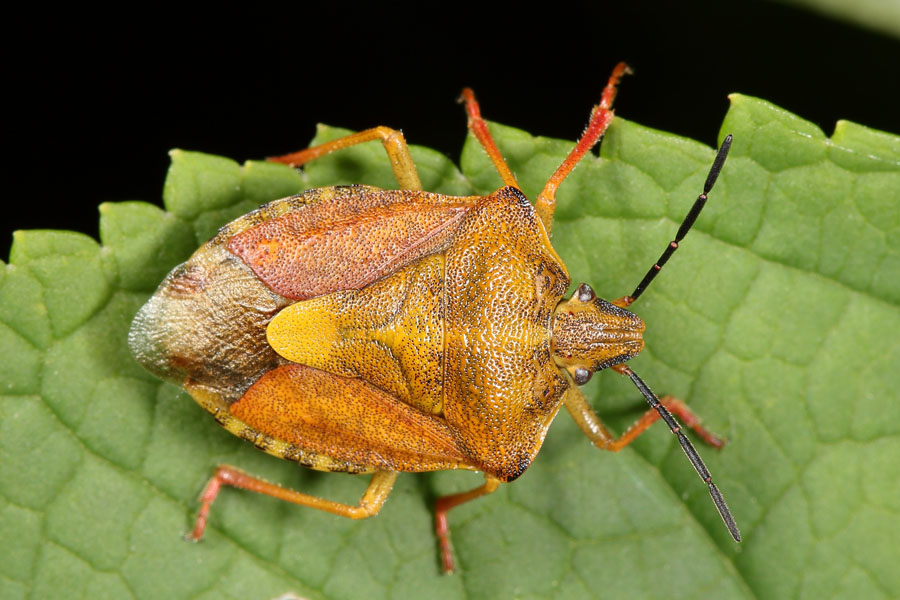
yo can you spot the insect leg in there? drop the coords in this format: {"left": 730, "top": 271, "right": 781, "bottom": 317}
{"left": 458, "top": 88, "right": 521, "bottom": 189}
{"left": 564, "top": 382, "right": 725, "bottom": 452}
{"left": 564, "top": 377, "right": 740, "bottom": 541}
{"left": 188, "top": 467, "right": 398, "bottom": 541}
{"left": 268, "top": 126, "right": 423, "bottom": 190}
{"left": 617, "top": 365, "right": 740, "bottom": 541}
{"left": 535, "top": 62, "right": 631, "bottom": 235}
{"left": 434, "top": 474, "right": 501, "bottom": 573}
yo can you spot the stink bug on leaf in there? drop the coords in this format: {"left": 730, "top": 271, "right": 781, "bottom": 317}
{"left": 129, "top": 62, "right": 740, "bottom": 573}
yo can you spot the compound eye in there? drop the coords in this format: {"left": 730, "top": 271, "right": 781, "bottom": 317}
{"left": 576, "top": 283, "right": 595, "bottom": 303}
{"left": 573, "top": 367, "right": 592, "bottom": 386}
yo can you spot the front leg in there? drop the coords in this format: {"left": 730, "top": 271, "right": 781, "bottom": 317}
{"left": 564, "top": 384, "right": 725, "bottom": 451}
{"left": 564, "top": 371, "right": 741, "bottom": 542}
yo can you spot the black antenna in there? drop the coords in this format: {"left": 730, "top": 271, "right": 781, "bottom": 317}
{"left": 626, "top": 134, "right": 733, "bottom": 305}
{"left": 619, "top": 364, "right": 741, "bottom": 542}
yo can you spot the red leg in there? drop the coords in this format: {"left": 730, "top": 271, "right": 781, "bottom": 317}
{"left": 565, "top": 366, "right": 726, "bottom": 453}
{"left": 565, "top": 366, "right": 740, "bottom": 542}
{"left": 434, "top": 475, "right": 501, "bottom": 573}
{"left": 535, "top": 62, "right": 631, "bottom": 233}
{"left": 188, "top": 466, "right": 397, "bottom": 541}
{"left": 268, "top": 126, "right": 423, "bottom": 191}
{"left": 458, "top": 88, "right": 520, "bottom": 189}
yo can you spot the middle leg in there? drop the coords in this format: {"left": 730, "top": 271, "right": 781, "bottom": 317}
{"left": 268, "top": 125, "right": 423, "bottom": 191}
{"left": 434, "top": 474, "right": 501, "bottom": 573}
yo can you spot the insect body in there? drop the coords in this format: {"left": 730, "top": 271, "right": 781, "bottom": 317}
{"left": 129, "top": 63, "right": 739, "bottom": 573}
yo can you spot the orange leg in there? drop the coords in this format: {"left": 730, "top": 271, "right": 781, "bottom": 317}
{"left": 458, "top": 88, "right": 521, "bottom": 189}
{"left": 434, "top": 474, "right": 501, "bottom": 573}
{"left": 188, "top": 466, "right": 398, "bottom": 541}
{"left": 535, "top": 62, "right": 631, "bottom": 234}
{"left": 268, "top": 126, "right": 423, "bottom": 191}
{"left": 564, "top": 375, "right": 725, "bottom": 451}
{"left": 565, "top": 367, "right": 741, "bottom": 542}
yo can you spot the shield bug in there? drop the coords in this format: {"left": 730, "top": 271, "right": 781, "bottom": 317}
{"left": 129, "top": 62, "right": 740, "bottom": 573}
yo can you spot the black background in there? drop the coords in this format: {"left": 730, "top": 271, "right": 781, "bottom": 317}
{"left": 5, "top": 2, "right": 899, "bottom": 259}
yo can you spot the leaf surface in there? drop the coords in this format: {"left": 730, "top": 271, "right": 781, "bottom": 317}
{"left": 1, "top": 95, "right": 898, "bottom": 600}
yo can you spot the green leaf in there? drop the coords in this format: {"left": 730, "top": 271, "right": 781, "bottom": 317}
{"left": 2, "top": 95, "right": 898, "bottom": 600}
{"left": 776, "top": 0, "right": 900, "bottom": 38}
